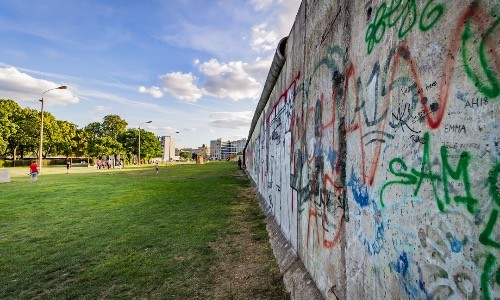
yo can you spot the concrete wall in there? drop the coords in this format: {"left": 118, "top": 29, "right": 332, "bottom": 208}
{"left": 245, "top": 0, "right": 499, "bottom": 298}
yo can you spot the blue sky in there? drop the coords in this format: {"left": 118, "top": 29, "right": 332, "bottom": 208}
{"left": 0, "top": 0, "right": 301, "bottom": 148}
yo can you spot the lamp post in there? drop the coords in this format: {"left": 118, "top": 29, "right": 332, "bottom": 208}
{"left": 167, "top": 131, "right": 179, "bottom": 162}
{"left": 39, "top": 85, "right": 67, "bottom": 171}
{"left": 138, "top": 121, "right": 152, "bottom": 165}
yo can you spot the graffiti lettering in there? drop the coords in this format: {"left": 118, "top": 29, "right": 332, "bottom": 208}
{"left": 365, "top": 0, "right": 443, "bottom": 54}
{"left": 444, "top": 124, "right": 466, "bottom": 134}
{"left": 461, "top": 15, "right": 499, "bottom": 98}
{"left": 465, "top": 97, "right": 489, "bottom": 108}
{"left": 380, "top": 132, "right": 478, "bottom": 213}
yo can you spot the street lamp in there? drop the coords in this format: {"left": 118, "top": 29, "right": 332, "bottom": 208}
{"left": 167, "top": 131, "right": 179, "bottom": 162}
{"left": 138, "top": 121, "right": 152, "bottom": 165}
{"left": 39, "top": 85, "right": 67, "bottom": 171}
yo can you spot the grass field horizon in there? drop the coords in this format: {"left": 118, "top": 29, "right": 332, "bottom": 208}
{"left": 0, "top": 162, "right": 287, "bottom": 299}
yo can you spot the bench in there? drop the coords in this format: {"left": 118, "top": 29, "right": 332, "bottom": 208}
{"left": 0, "top": 169, "right": 11, "bottom": 183}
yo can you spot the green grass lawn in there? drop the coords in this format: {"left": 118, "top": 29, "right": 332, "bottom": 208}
{"left": 0, "top": 162, "right": 282, "bottom": 299}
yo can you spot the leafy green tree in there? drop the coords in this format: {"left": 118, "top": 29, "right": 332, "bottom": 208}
{"left": 117, "top": 129, "right": 139, "bottom": 155}
{"left": 55, "top": 121, "right": 77, "bottom": 157}
{"left": 139, "top": 130, "right": 162, "bottom": 162}
{"left": 0, "top": 100, "right": 21, "bottom": 155}
{"left": 7, "top": 107, "right": 40, "bottom": 159}
{"left": 179, "top": 152, "right": 190, "bottom": 160}
{"left": 84, "top": 122, "right": 103, "bottom": 157}
{"left": 90, "top": 136, "right": 123, "bottom": 157}
{"left": 41, "top": 112, "right": 59, "bottom": 158}
{"left": 102, "top": 114, "right": 127, "bottom": 140}
{"left": 73, "top": 128, "right": 91, "bottom": 158}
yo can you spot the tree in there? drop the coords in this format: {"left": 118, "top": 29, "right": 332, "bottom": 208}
{"left": 41, "top": 112, "right": 60, "bottom": 158}
{"left": 90, "top": 136, "right": 123, "bottom": 157}
{"left": 7, "top": 107, "right": 40, "bottom": 159}
{"left": 179, "top": 152, "right": 190, "bottom": 160}
{"left": 137, "top": 130, "right": 162, "bottom": 162}
{"left": 0, "top": 100, "right": 21, "bottom": 155}
{"left": 102, "top": 115, "right": 127, "bottom": 140}
{"left": 84, "top": 122, "right": 103, "bottom": 157}
{"left": 73, "top": 128, "right": 91, "bottom": 158}
{"left": 84, "top": 122, "right": 103, "bottom": 139}
{"left": 55, "top": 121, "right": 77, "bottom": 157}
{"left": 117, "top": 129, "right": 139, "bottom": 156}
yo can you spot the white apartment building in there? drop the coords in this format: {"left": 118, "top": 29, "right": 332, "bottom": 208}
{"left": 210, "top": 138, "right": 246, "bottom": 160}
{"left": 159, "top": 136, "right": 177, "bottom": 161}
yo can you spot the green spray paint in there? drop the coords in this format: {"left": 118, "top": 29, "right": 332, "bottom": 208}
{"left": 380, "top": 132, "right": 478, "bottom": 213}
{"left": 366, "top": 0, "right": 443, "bottom": 54}
{"left": 419, "top": 0, "right": 444, "bottom": 31}
{"left": 479, "top": 209, "right": 499, "bottom": 249}
{"left": 488, "top": 162, "right": 499, "bottom": 205}
{"left": 481, "top": 254, "right": 498, "bottom": 300}
{"left": 461, "top": 16, "right": 499, "bottom": 98}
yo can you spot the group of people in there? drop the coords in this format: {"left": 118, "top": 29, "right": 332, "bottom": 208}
{"left": 96, "top": 159, "right": 123, "bottom": 170}
{"left": 28, "top": 159, "right": 162, "bottom": 183}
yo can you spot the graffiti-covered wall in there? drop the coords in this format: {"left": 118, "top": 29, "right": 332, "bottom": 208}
{"left": 245, "top": 0, "right": 499, "bottom": 298}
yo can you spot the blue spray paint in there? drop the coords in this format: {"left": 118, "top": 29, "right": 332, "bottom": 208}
{"left": 392, "top": 252, "right": 423, "bottom": 298}
{"left": 327, "top": 147, "right": 338, "bottom": 170}
{"left": 351, "top": 169, "right": 385, "bottom": 256}
{"left": 446, "top": 233, "right": 463, "bottom": 253}
{"left": 348, "top": 169, "right": 369, "bottom": 207}
{"left": 456, "top": 91, "right": 469, "bottom": 103}
{"left": 393, "top": 252, "right": 409, "bottom": 276}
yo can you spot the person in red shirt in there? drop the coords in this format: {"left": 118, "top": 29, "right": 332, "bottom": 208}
{"left": 29, "top": 161, "right": 39, "bottom": 183}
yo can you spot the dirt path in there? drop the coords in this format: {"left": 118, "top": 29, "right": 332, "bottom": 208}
{"left": 209, "top": 171, "right": 289, "bottom": 299}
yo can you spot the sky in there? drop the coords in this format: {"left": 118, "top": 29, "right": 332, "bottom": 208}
{"left": 0, "top": 0, "right": 301, "bottom": 148}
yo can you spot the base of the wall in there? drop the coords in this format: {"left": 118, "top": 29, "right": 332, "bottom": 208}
{"left": 246, "top": 171, "right": 324, "bottom": 300}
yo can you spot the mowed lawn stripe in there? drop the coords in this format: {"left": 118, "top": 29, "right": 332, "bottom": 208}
{"left": 0, "top": 162, "right": 246, "bottom": 299}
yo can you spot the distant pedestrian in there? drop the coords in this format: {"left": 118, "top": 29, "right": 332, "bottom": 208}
{"left": 66, "top": 160, "right": 71, "bottom": 174}
{"left": 237, "top": 157, "right": 242, "bottom": 170}
{"left": 29, "top": 160, "right": 39, "bottom": 183}
{"left": 155, "top": 162, "right": 159, "bottom": 175}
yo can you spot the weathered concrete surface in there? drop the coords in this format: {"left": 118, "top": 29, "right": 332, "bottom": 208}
{"left": 245, "top": 0, "right": 499, "bottom": 299}
{"left": 249, "top": 173, "right": 324, "bottom": 299}
{"left": 0, "top": 169, "right": 11, "bottom": 183}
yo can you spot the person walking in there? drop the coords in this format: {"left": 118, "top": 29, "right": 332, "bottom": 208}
{"left": 155, "top": 162, "right": 159, "bottom": 175}
{"left": 66, "top": 160, "right": 71, "bottom": 174}
{"left": 237, "top": 157, "right": 242, "bottom": 170}
{"left": 29, "top": 160, "right": 39, "bottom": 183}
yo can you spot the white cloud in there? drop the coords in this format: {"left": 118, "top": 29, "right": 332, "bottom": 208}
{"left": 161, "top": 127, "right": 180, "bottom": 135}
{"left": 251, "top": 23, "right": 279, "bottom": 52}
{"left": 138, "top": 85, "right": 163, "bottom": 98}
{"left": 250, "top": 0, "right": 274, "bottom": 11}
{"left": 94, "top": 105, "right": 112, "bottom": 112}
{"left": 0, "top": 67, "right": 78, "bottom": 105}
{"left": 208, "top": 111, "right": 253, "bottom": 129}
{"left": 182, "top": 127, "right": 198, "bottom": 132}
{"left": 244, "top": 56, "right": 273, "bottom": 82}
{"left": 250, "top": 0, "right": 302, "bottom": 51}
{"left": 198, "top": 59, "right": 262, "bottom": 100}
{"left": 277, "top": 0, "right": 302, "bottom": 37}
{"left": 159, "top": 72, "right": 202, "bottom": 102}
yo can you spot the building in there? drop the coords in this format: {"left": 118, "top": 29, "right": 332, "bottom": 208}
{"left": 159, "top": 136, "right": 177, "bottom": 161}
{"left": 210, "top": 138, "right": 246, "bottom": 160}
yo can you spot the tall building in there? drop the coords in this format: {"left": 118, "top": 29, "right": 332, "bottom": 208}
{"left": 159, "top": 136, "right": 176, "bottom": 161}
{"left": 210, "top": 138, "right": 246, "bottom": 160}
